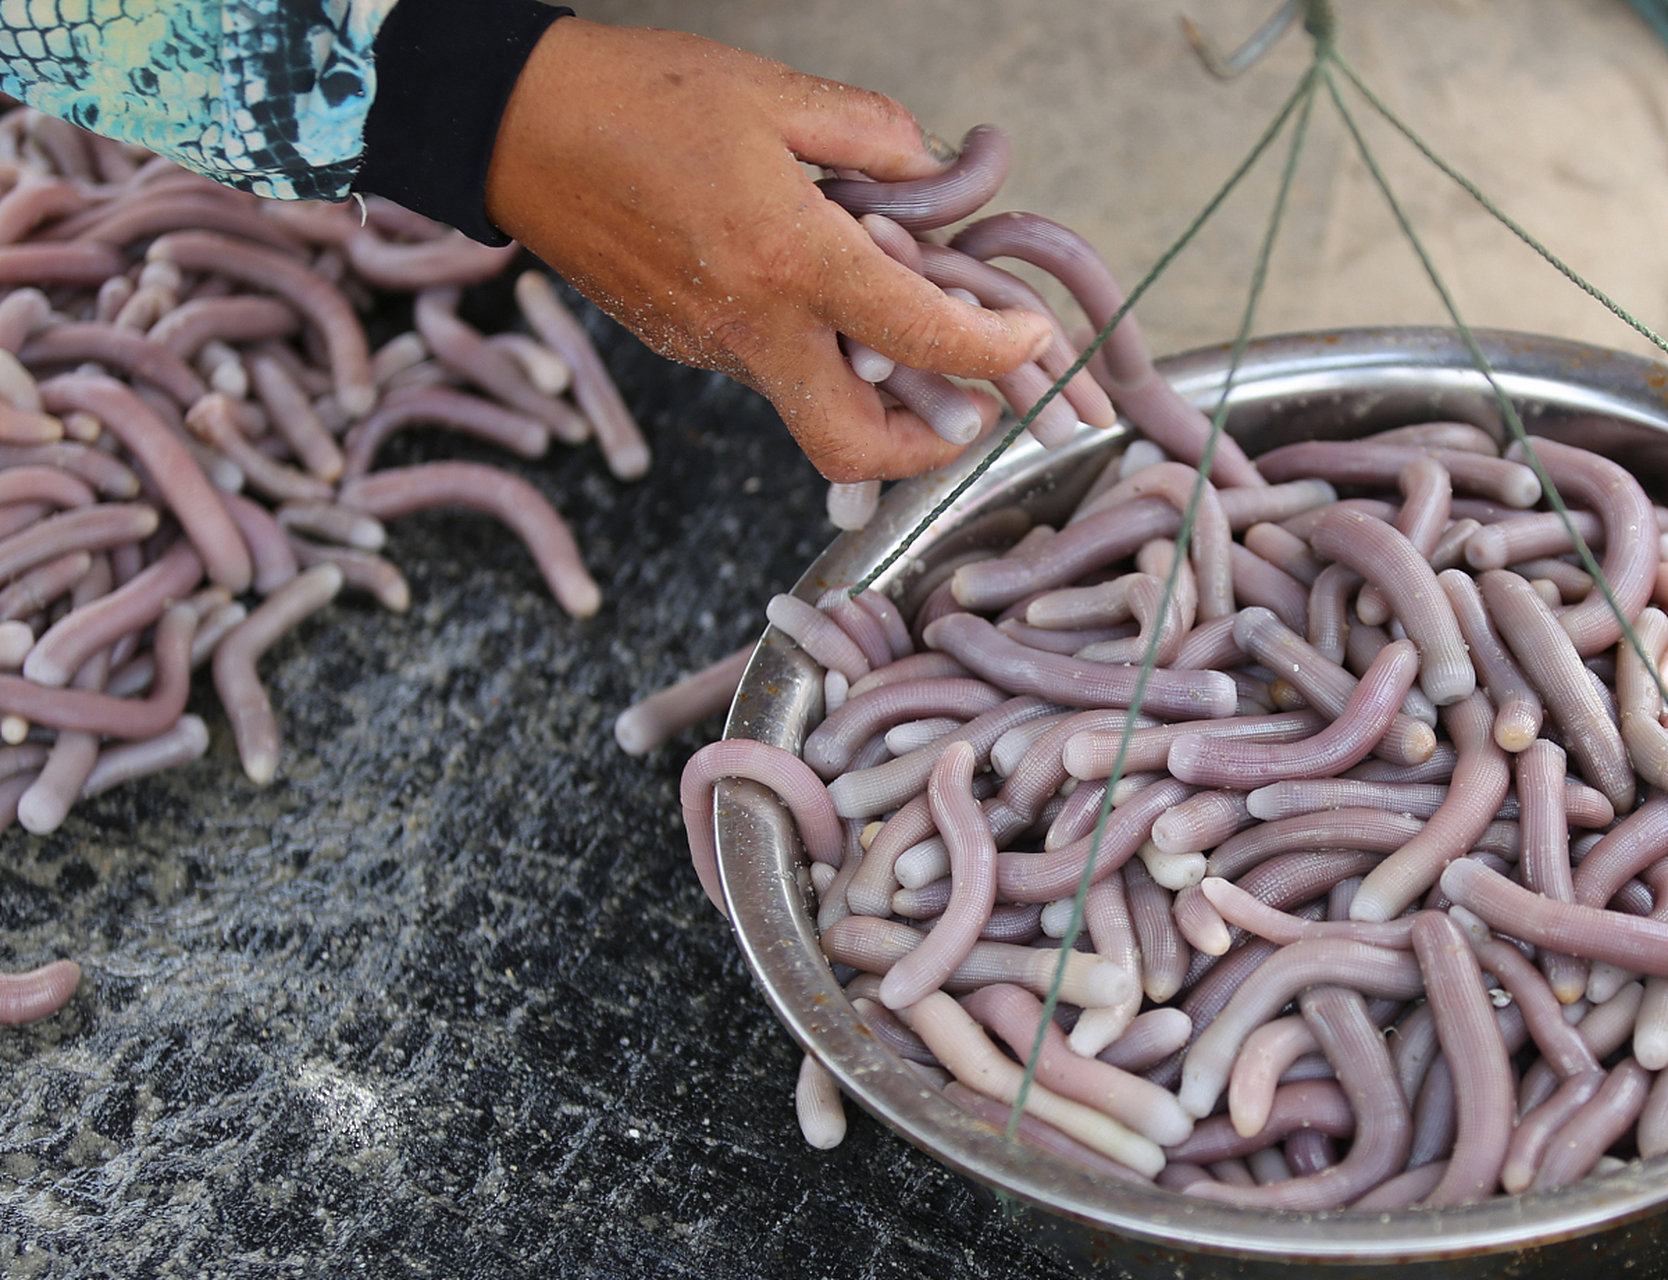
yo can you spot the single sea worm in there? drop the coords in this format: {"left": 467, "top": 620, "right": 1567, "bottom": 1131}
{"left": 1479, "top": 568, "right": 1634, "bottom": 811}
{"left": 339, "top": 462, "right": 600, "bottom": 619}
{"left": 514, "top": 270, "right": 651, "bottom": 481}
{"left": 1411, "top": 911, "right": 1514, "bottom": 1204}
{"left": 615, "top": 645, "right": 753, "bottom": 757}
{"left": 211, "top": 564, "right": 343, "bottom": 784}
{"left": 0, "top": 958, "right": 80, "bottom": 1025}
{"left": 818, "top": 125, "right": 1013, "bottom": 233}
{"left": 878, "top": 744, "right": 998, "bottom": 1009}
{"left": 1506, "top": 436, "right": 1658, "bottom": 655}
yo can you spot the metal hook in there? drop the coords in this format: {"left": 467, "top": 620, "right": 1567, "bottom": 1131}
{"left": 1180, "top": 0, "right": 1306, "bottom": 79}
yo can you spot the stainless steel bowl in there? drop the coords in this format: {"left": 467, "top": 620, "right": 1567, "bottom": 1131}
{"left": 712, "top": 327, "right": 1668, "bottom": 1277}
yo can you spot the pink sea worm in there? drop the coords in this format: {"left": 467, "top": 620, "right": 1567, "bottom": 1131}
{"left": 1505, "top": 436, "right": 1659, "bottom": 656}
{"left": 514, "top": 270, "right": 650, "bottom": 481}
{"left": 338, "top": 461, "right": 600, "bottom": 619}
{"left": 1479, "top": 568, "right": 1634, "bottom": 811}
{"left": 211, "top": 563, "right": 343, "bottom": 785}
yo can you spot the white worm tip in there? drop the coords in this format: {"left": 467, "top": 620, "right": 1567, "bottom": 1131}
{"left": 0, "top": 715, "right": 29, "bottom": 745}
{"left": 605, "top": 441, "right": 651, "bottom": 482}
{"left": 15, "top": 787, "right": 66, "bottom": 835}
{"left": 612, "top": 708, "right": 659, "bottom": 757}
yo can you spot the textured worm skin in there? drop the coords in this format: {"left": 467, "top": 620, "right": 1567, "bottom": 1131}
{"left": 1233, "top": 607, "right": 1435, "bottom": 767}
{"left": 1507, "top": 437, "right": 1658, "bottom": 655}
{"left": 1515, "top": 740, "right": 1587, "bottom": 1002}
{"left": 0, "top": 958, "right": 80, "bottom": 1025}
{"left": 1151, "top": 789, "right": 1253, "bottom": 856}
{"left": 924, "top": 612, "right": 1237, "bottom": 719}
{"left": 1467, "top": 509, "right": 1605, "bottom": 571}
{"left": 1060, "top": 712, "right": 1326, "bottom": 782}
{"left": 1309, "top": 507, "right": 1474, "bottom": 706}
{"left": 1532, "top": 1058, "right": 1651, "bottom": 1191}
{"left": 146, "top": 295, "right": 300, "bottom": 358}
{"left": 1571, "top": 792, "right": 1668, "bottom": 911}
{"left": 1205, "top": 807, "right": 1423, "bottom": 881}
{"left": 681, "top": 738, "right": 844, "bottom": 917}
{"left": 0, "top": 241, "right": 123, "bottom": 285}
{"left": 1480, "top": 569, "right": 1634, "bottom": 811}
{"left": 1200, "top": 877, "right": 1414, "bottom": 951}
{"left": 39, "top": 373, "right": 252, "bottom": 593}
{"left": 766, "top": 593, "right": 871, "bottom": 684}
{"left": 186, "top": 392, "right": 334, "bottom": 505}
{"left": 1099, "top": 463, "right": 1233, "bottom": 618}
{"left": 961, "top": 983, "right": 1194, "bottom": 1146}
{"left": 249, "top": 353, "right": 344, "bottom": 482}
{"left": 339, "top": 386, "right": 551, "bottom": 480}
{"left": 827, "top": 695, "right": 1054, "bottom": 820}
{"left": 1411, "top": 912, "right": 1514, "bottom": 1204}
{"left": 1357, "top": 456, "right": 1450, "bottom": 626}
{"left": 1226, "top": 1017, "right": 1321, "bottom": 1138}
{"left": 212, "top": 564, "right": 343, "bottom": 785}
{"left": 80, "top": 714, "right": 211, "bottom": 799}
{"left": 1170, "top": 1078, "right": 1356, "bottom": 1165}
{"left": 0, "top": 501, "right": 155, "bottom": 588}
{"left": 344, "top": 229, "right": 518, "bottom": 290}
{"left": 1168, "top": 640, "right": 1418, "bottom": 787}
{"left": 794, "top": 1052, "right": 846, "bottom": 1151}
{"left": 513, "top": 271, "right": 650, "bottom": 481}
{"left": 900, "top": 990, "right": 1165, "bottom": 1176}
{"left": 819, "top": 125, "right": 1012, "bottom": 232}
{"left": 615, "top": 645, "right": 752, "bottom": 757}
{"left": 1617, "top": 606, "right": 1668, "bottom": 789}
{"left": 414, "top": 287, "right": 584, "bottom": 443}
{"left": 25, "top": 539, "right": 203, "bottom": 687}
{"left": 1351, "top": 693, "right": 1510, "bottom": 924}
{"left": 939, "top": 1081, "right": 1153, "bottom": 1186}
{"left": 339, "top": 462, "right": 600, "bottom": 619}
{"left": 1439, "top": 568, "right": 1543, "bottom": 751}
{"left": 1178, "top": 938, "right": 1424, "bottom": 1118}
{"left": 1443, "top": 859, "right": 1668, "bottom": 977}
{"left": 878, "top": 744, "right": 997, "bottom": 1009}
{"left": 147, "top": 231, "right": 375, "bottom": 416}
{"left": 1185, "top": 988, "right": 1412, "bottom": 1210}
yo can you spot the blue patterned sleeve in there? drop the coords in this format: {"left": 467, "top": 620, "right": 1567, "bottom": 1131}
{"left": 0, "top": 0, "right": 400, "bottom": 201}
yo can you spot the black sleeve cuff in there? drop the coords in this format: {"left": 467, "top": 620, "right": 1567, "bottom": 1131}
{"left": 355, "top": 0, "right": 573, "bottom": 245}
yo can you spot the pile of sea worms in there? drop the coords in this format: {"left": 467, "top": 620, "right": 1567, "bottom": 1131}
{"left": 0, "top": 104, "right": 648, "bottom": 1026}
{"left": 676, "top": 131, "right": 1668, "bottom": 1208}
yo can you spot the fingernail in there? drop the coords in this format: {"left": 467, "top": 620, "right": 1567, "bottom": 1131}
{"left": 921, "top": 130, "right": 960, "bottom": 165}
{"left": 1028, "top": 327, "right": 1054, "bottom": 361}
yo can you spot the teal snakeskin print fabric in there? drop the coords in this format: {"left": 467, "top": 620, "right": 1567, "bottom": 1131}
{"left": 0, "top": 0, "right": 399, "bottom": 200}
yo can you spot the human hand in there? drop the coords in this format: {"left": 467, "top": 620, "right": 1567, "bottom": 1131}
{"left": 483, "top": 18, "right": 1055, "bottom": 483}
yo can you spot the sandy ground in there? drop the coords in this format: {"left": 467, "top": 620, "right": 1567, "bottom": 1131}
{"left": 587, "top": 0, "right": 1668, "bottom": 360}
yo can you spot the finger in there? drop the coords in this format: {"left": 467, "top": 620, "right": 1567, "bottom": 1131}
{"left": 813, "top": 227, "right": 1054, "bottom": 380}
{"left": 760, "top": 331, "right": 970, "bottom": 482}
{"left": 773, "top": 76, "right": 950, "bottom": 181}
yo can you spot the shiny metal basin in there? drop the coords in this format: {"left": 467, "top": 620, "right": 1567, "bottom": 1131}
{"left": 712, "top": 327, "right": 1668, "bottom": 1277}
